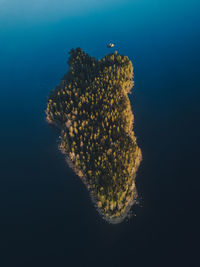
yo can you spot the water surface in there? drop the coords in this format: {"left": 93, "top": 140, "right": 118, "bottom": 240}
{"left": 0, "top": 0, "right": 200, "bottom": 266}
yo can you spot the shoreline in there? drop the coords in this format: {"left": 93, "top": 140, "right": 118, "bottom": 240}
{"left": 48, "top": 117, "right": 142, "bottom": 224}
{"left": 65, "top": 145, "right": 142, "bottom": 224}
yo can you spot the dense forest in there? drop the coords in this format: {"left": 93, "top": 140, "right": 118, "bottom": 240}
{"left": 46, "top": 48, "right": 142, "bottom": 223}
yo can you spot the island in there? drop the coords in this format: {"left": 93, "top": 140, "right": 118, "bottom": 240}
{"left": 46, "top": 48, "right": 142, "bottom": 223}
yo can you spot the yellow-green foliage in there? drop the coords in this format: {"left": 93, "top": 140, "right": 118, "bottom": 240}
{"left": 46, "top": 48, "right": 141, "bottom": 219}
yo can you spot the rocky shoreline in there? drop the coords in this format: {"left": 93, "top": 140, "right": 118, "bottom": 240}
{"left": 48, "top": 117, "right": 142, "bottom": 224}
{"left": 64, "top": 143, "right": 142, "bottom": 224}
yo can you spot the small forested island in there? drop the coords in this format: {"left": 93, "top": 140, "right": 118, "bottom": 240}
{"left": 46, "top": 48, "right": 142, "bottom": 223}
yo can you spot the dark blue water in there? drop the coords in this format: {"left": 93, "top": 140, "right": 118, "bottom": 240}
{"left": 0, "top": 1, "right": 200, "bottom": 266}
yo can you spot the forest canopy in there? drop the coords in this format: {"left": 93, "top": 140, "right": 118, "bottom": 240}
{"left": 46, "top": 48, "right": 142, "bottom": 223}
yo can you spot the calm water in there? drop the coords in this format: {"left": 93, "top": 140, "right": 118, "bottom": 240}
{"left": 0, "top": 1, "right": 200, "bottom": 266}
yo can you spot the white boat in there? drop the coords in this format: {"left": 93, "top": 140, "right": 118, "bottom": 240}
{"left": 107, "top": 43, "right": 115, "bottom": 48}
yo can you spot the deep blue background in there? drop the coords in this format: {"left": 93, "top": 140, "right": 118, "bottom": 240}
{"left": 0, "top": 1, "right": 200, "bottom": 266}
